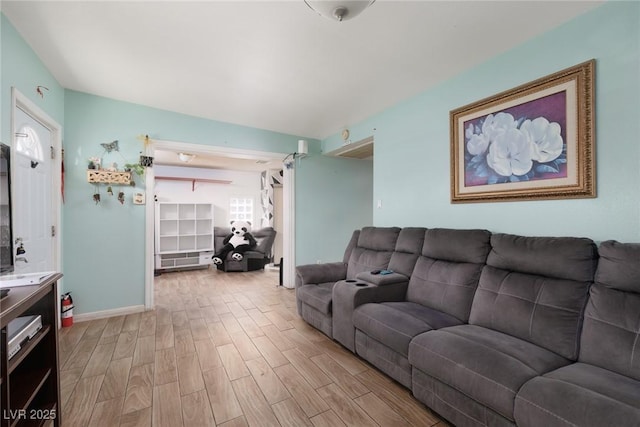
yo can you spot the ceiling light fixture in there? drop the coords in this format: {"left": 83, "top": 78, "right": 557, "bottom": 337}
{"left": 304, "top": 0, "right": 376, "bottom": 22}
{"left": 178, "top": 152, "right": 195, "bottom": 163}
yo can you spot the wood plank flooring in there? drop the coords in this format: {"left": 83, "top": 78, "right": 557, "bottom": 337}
{"left": 58, "top": 268, "right": 446, "bottom": 426}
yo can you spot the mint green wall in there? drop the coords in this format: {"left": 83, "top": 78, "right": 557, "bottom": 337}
{"left": 323, "top": 2, "right": 640, "bottom": 243}
{"left": 296, "top": 155, "right": 373, "bottom": 265}
{"left": 1, "top": 14, "right": 64, "bottom": 146}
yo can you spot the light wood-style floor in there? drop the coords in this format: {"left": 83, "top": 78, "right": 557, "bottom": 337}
{"left": 57, "top": 267, "right": 446, "bottom": 426}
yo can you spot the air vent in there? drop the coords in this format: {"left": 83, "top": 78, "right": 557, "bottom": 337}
{"left": 325, "top": 136, "right": 373, "bottom": 160}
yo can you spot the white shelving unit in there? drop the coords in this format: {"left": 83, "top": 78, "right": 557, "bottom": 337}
{"left": 155, "top": 203, "right": 214, "bottom": 270}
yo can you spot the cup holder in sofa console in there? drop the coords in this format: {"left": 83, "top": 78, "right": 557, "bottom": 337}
{"left": 345, "top": 279, "right": 357, "bottom": 283}
{"left": 355, "top": 283, "right": 367, "bottom": 287}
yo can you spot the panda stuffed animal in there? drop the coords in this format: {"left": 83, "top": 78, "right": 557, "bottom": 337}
{"left": 212, "top": 220, "right": 257, "bottom": 265}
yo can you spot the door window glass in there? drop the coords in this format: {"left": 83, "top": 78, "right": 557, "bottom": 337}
{"left": 15, "top": 125, "right": 44, "bottom": 161}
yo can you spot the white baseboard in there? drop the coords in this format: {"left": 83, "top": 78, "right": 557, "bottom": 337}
{"left": 74, "top": 305, "right": 146, "bottom": 323}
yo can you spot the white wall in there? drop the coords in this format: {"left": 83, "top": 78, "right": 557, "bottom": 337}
{"left": 154, "top": 165, "right": 262, "bottom": 228}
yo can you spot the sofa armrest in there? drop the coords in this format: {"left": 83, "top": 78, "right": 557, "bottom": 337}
{"left": 295, "top": 262, "right": 347, "bottom": 288}
{"left": 356, "top": 271, "right": 409, "bottom": 286}
{"left": 332, "top": 281, "right": 408, "bottom": 352}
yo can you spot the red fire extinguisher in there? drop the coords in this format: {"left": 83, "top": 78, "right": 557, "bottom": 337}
{"left": 61, "top": 292, "right": 74, "bottom": 327}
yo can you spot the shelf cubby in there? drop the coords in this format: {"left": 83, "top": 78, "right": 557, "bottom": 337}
{"left": 155, "top": 203, "right": 214, "bottom": 271}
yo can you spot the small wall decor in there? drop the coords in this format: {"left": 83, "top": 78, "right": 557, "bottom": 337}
{"left": 133, "top": 192, "right": 145, "bottom": 205}
{"left": 139, "top": 155, "right": 154, "bottom": 167}
{"left": 36, "top": 85, "right": 49, "bottom": 98}
{"left": 137, "top": 134, "right": 154, "bottom": 167}
{"left": 124, "top": 163, "right": 144, "bottom": 176}
{"left": 86, "top": 136, "right": 157, "bottom": 205}
{"left": 88, "top": 156, "right": 101, "bottom": 169}
{"left": 450, "top": 60, "right": 595, "bottom": 203}
{"left": 87, "top": 170, "right": 132, "bottom": 184}
{"left": 101, "top": 140, "right": 119, "bottom": 153}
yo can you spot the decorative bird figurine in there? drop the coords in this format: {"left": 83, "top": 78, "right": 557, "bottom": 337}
{"left": 118, "top": 191, "right": 125, "bottom": 205}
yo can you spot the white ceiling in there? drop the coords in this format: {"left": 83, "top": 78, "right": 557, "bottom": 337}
{"left": 2, "top": 1, "right": 602, "bottom": 140}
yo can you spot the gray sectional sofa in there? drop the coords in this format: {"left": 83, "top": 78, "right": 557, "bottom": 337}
{"left": 295, "top": 227, "right": 640, "bottom": 427}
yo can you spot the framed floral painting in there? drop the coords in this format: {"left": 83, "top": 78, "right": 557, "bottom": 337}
{"left": 450, "top": 60, "right": 595, "bottom": 203}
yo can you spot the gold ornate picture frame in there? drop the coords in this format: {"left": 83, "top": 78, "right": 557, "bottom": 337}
{"left": 450, "top": 60, "right": 595, "bottom": 203}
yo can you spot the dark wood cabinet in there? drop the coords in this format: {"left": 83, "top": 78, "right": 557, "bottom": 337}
{"left": 1, "top": 274, "right": 62, "bottom": 427}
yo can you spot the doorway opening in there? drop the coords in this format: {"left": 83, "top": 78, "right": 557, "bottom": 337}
{"left": 144, "top": 140, "right": 296, "bottom": 309}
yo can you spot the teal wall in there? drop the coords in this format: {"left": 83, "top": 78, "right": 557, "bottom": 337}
{"left": 0, "top": 14, "right": 64, "bottom": 145}
{"left": 323, "top": 1, "right": 640, "bottom": 243}
{"left": 295, "top": 155, "right": 373, "bottom": 265}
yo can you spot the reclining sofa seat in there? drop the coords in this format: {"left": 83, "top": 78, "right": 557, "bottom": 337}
{"left": 409, "top": 234, "right": 598, "bottom": 427}
{"left": 514, "top": 240, "right": 640, "bottom": 427}
{"left": 353, "top": 228, "right": 492, "bottom": 388}
{"left": 295, "top": 227, "right": 400, "bottom": 338}
{"left": 332, "top": 227, "right": 427, "bottom": 352}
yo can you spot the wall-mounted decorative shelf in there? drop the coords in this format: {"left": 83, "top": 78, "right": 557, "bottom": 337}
{"left": 87, "top": 170, "right": 132, "bottom": 184}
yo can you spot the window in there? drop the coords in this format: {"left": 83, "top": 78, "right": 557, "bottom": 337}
{"left": 230, "top": 197, "right": 254, "bottom": 223}
{"left": 15, "top": 125, "right": 44, "bottom": 161}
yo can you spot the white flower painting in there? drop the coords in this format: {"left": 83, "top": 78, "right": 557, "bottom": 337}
{"left": 451, "top": 60, "right": 595, "bottom": 203}
{"left": 463, "top": 92, "right": 567, "bottom": 186}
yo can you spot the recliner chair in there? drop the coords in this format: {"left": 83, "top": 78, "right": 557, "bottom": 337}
{"left": 213, "top": 226, "right": 276, "bottom": 272}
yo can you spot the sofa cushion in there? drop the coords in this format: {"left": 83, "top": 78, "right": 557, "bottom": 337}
{"left": 402, "top": 228, "right": 491, "bottom": 323}
{"left": 407, "top": 257, "right": 485, "bottom": 323}
{"left": 469, "top": 234, "right": 597, "bottom": 360}
{"left": 353, "top": 302, "right": 461, "bottom": 356}
{"left": 580, "top": 286, "right": 640, "bottom": 380}
{"left": 342, "top": 230, "right": 361, "bottom": 263}
{"left": 422, "top": 228, "right": 491, "bottom": 264}
{"left": 346, "top": 227, "right": 400, "bottom": 279}
{"left": 578, "top": 241, "right": 640, "bottom": 381}
{"left": 487, "top": 233, "right": 597, "bottom": 282}
{"left": 409, "top": 325, "right": 570, "bottom": 421}
{"left": 470, "top": 266, "right": 591, "bottom": 360}
{"left": 357, "top": 226, "right": 400, "bottom": 250}
{"left": 296, "top": 282, "right": 334, "bottom": 314}
{"left": 515, "top": 363, "right": 640, "bottom": 427}
{"left": 252, "top": 227, "right": 276, "bottom": 254}
{"left": 593, "top": 240, "right": 640, "bottom": 293}
{"left": 388, "top": 227, "right": 426, "bottom": 277}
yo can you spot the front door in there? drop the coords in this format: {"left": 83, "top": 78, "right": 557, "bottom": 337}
{"left": 12, "top": 106, "right": 55, "bottom": 274}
